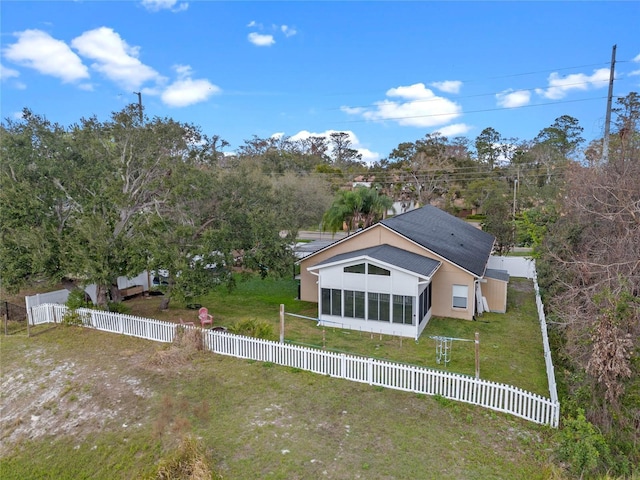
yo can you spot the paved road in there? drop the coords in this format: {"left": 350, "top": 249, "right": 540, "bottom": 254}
{"left": 297, "top": 230, "right": 348, "bottom": 241}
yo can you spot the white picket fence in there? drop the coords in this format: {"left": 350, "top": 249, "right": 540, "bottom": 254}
{"left": 29, "top": 303, "right": 560, "bottom": 428}
{"left": 532, "top": 269, "right": 558, "bottom": 404}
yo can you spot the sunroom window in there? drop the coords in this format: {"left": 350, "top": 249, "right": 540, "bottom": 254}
{"left": 344, "top": 263, "right": 365, "bottom": 274}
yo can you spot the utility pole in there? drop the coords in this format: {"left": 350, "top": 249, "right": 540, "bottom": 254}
{"left": 601, "top": 44, "right": 616, "bottom": 165}
{"left": 133, "top": 91, "right": 143, "bottom": 122}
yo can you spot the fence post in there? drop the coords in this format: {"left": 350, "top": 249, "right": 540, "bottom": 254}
{"left": 279, "top": 304, "right": 284, "bottom": 344}
{"left": 475, "top": 332, "right": 480, "bottom": 379}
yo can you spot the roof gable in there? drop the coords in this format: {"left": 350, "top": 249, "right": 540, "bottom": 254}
{"left": 380, "top": 205, "right": 495, "bottom": 276}
{"left": 309, "top": 244, "right": 441, "bottom": 279}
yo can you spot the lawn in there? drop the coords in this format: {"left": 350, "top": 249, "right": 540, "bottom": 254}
{"left": 125, "top": 274, "right": 550, "bottom": 397}
{"left": 0, "top": 274, "right": 559, "bottom": 479}
{"left": 1, "top": 325, "right": 559, "bottom": 479}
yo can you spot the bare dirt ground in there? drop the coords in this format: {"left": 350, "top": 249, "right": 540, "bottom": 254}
{"left": 0, "top": 328, "right": 161, "bottom": 457}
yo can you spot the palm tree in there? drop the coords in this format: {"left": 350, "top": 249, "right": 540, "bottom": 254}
{"left": 323, "top": 187, "right": 394, "bottom": 234}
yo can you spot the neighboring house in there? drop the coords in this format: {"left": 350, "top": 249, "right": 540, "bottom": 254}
{"left": 298, "top": 205, "right": 509, "bottom": 339}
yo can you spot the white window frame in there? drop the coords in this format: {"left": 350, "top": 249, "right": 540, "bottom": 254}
{"left": 452, "top": 284, "right": 469, "bottom": 309}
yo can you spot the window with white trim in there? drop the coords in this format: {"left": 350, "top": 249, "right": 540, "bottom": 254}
{"left": 321, "top": 288, "right": 342, "bottom": 316}
{"left": 368, "top": 292, "right": 390, "bottom": 322}
{"left": 452, "top": 284, "right": 468, "bottom": 309}
{"left": 392, "top": 295, "right": 414, "bottom": 325}
{"left": 344, "top": 290, "right": 365, "bottom": 319}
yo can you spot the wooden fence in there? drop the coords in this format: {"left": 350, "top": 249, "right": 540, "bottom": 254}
{"left": 29, "top": 304, "right": 560, "bottom": 427}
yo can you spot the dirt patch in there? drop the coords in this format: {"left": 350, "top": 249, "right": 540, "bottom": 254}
{"left": 0, "top": 332, "right": 157, "bottom": 456}
{"left": 509, "top": 278, "right": 534, "bottom": 292}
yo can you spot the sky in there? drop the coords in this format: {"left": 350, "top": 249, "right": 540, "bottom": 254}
{"left": 1, "top": 1, "right": 639, "bottom": 163}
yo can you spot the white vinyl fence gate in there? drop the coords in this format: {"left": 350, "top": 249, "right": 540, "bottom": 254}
{"left": 28, "top": 302, "right": 560, "bottom": 428}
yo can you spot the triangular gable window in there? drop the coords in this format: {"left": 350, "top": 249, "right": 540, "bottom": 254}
{"left": 368, "top": 264, "right": 390, "bottom": 276}
{"left": 343, "top": 262, "right": 391, "bottom": 276}
{"left": 344, "top": 263, "right": 366, "bottom": 274}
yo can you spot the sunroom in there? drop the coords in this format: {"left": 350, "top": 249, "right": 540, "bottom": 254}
{"left": 307, "top": 244, "right": 441, "bottom": 340}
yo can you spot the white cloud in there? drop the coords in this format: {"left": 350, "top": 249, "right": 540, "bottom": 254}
{"left": 535, "top": 68, "right": 610, "bottom": 100}
{"left": 289, "top": 129, "right": 379, "bottom": 163}
{"left": 340, "top": 106, "right": 365, "bottom": 115}
{"left": 430, "top": 80, "right": 462, "bottom": 94}
{"left": 247, "top": 20, "right": 259, "bottom": 28}
{"left": 434, "top": 123, "right": 472, "bottom": 137}
{"left": 0, "top": 63, "right": 20, "bottom": 80}
{"left": 3, "top": 29, "right": 89, "bottom": 83}
{"left": 629, "top": 54, "right": 640, "bottom": 77}
{"left": 496, "top": 89, "right": 531, "bottom": 108}
{"left": 343, "top": 83, "right": 462, "bottom": 128}
{"left": 248, "top": 32, "right": 275, "bottom": 47}
{"left": 281, "top": 25, "right": 297, "bottom": 37}
{"left": 141, "top": 0, "right": 188, "bottom": 12}
{"left": 71, "top": 27, "right": 161, "bottom": 90}
{"left": 161, "top": 64, "right": 220, "bottom": 107}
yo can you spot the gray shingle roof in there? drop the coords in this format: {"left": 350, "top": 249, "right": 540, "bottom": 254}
{"left": 311, "top": 244, "right": 441, "bottom": 278}
{"left": 380, "top": 205, "right": 495, "bottom": 276}
{"left": 485, "top": 268, "right": 510, "bottom": 282}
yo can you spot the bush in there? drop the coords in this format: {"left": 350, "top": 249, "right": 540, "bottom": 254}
{"left": 228, "top": 318, "right": 274, "bottom": 340}
{"left": 65, "top": 289, "right": 92, "bottom": 309}
{"left": 557, "top": 409, "right": 610, "bottom": 477}
{"left": 61, "top": 309, "right": 87, "bottom": 326}
{"left": 106, "top": 301, "right": 131, "bottom": 315}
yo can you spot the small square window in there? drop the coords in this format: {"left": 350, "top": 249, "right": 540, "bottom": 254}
{"left": 452, "top": 285, "right": 468, "bottom": 309}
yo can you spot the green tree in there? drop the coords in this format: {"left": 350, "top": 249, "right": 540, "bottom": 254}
{"left": 475, "top": 127, "right": 504, "bottom": 169}
{"left": 479, "top": 182, "right": 513, "bottom": 255}
{"left": 323, "top": 187, "right": 393, "bottom": 234}
{"left": 534, "top": 115, "right": 584, "bottom": 158}
{"left": 1, "top": 106, "right": 219, "bottom": 307}
{"left": 329, "top": 132, "right": 364, "bottom": 170}
{"left": 386, "top": 133, "right": 456, "bottom": 207}
{"left": 0, "top": 110, "right": 78, "bottom": 291}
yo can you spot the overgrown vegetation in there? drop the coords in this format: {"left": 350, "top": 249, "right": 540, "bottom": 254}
{"left": 151, "top": 435, "right": 219, "bottom": 480}
{"left": 226, "top": 317, "right": 275, "bottom": 340}
{"left": 537, "top": 92, "right": 640, "bottom": 477}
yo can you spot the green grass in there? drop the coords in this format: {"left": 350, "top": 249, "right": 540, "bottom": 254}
{"left": 1, "top": 274, "right": 555, "bottom": 478}
{"left": 0, "top": 327, "right": 560, "bottom": 480}
{"left": 177, "top": 275, "right": 549, "bottom": 396}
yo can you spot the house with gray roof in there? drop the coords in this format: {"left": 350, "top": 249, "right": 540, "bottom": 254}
{"left": 299, "top": 205, "right": 509, "bottom": 339}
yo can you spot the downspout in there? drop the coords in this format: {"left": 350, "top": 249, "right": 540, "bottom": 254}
{"left": 308, "top": 270, "right": 321, "bottom": 317}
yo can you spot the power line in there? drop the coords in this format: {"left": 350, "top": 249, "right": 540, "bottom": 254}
{"left": 335, "top": 96, "right": 607, "bottom": 125}
{"left": 317, "top": 60, "right": 618, "bottom": 99}
{"left": 330, "top": 80, "right": 612, "bottom": 112}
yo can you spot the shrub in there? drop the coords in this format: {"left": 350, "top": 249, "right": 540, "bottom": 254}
{"left": 106, "top": 301, "right": 131, "bottom": 315}
{"left": 557, "top": 408, "right": 610, "bottom": 477}
{"left": 65, "top": 289, "right": 92, "bottom": 309}
{"left": 228, "top": 318, "right": 274, "bottom": 340}
{"left": 61, "top": 309, "right": 85, "bottom": 326}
